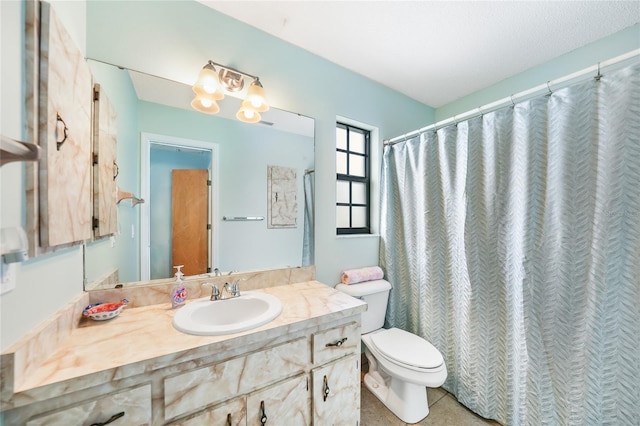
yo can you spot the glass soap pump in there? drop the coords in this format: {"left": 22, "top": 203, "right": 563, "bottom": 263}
{"left": 171, "top": 265, "right": 188, "bottom": 308}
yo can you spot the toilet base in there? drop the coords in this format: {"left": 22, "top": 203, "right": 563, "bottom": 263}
{"left": 363, "top": 370, "right": 430, "bottom": 423}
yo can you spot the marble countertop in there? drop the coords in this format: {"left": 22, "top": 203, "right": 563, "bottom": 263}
{"left": 9, "top": 281, "right": 366, "bottom": 404}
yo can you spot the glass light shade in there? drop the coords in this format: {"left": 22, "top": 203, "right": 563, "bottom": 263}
{"left": 193, "top": 63, "right": 224, "bottom": 100}
{"left": 236, "top": 105, "right": 261, "bottom": 123}
{"left": 191, "top": 94, "right": 220, "bottom": 114}
{"left": 241, "top": 79, "right": 269, "bottom": 112}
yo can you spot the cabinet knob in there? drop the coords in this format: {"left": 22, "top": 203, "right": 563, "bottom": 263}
{"left": 323, "top": 375, "right": 330, "bottom": 401}
{"left": 260, "top": 400, "right": 268, "bottom": 425}
{"left": 325, "top": 337, "right": 347, "bottom": 347}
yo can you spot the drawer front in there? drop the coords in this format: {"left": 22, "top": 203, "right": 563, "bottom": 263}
{"left": 26, "top": 384, "right": 151, "bottom": 426}
{"left": 312, "top": 322, "right": 360, "bottom": 365}
{"left": 168, "top": 396, "right": 246, "bottom": 426}
{"left": 164, "top": 337, "right": 308, "bottom": 420}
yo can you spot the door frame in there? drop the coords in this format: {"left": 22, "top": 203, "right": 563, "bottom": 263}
{"left": 140, "top": 132, "right": 220, "bottom": 281}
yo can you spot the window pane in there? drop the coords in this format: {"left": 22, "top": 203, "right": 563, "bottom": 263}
{"left": 336, "top": 206, "right": 350, "bottom": 228}
{"left": 349, "top": 154, "right": 365, "bottom": 177}
{"left": 336, "top": 181, "right": 350, "bottom": 204}
{"left": 336, "top": 126, "right": 347, "bottom": 150}
{"left": 350, "top": 130, "right": 365, "bottom": 154}
{"left": 352, "top": 182, "right": 366, "bottom": 204}
{"left": 352, "top": 206, "right": 367, "bottom": 228}
{"left": 336, "top": 152, "right": 347, "bottom": 175}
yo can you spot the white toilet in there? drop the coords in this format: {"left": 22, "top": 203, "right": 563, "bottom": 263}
{"left": 335, "top": 279, "right": 447, "bottom": 423}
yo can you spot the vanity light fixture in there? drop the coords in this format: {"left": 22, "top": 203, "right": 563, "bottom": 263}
{"left": 191, "top": 60, "right": 269, "bottom": 123}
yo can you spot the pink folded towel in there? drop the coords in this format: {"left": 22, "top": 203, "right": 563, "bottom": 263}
{"left": 341, "top": 266, "right": 384, "bottom": 285}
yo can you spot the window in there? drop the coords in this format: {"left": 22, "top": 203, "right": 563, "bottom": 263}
{"left": 336, "top": 122, "right": 370, "bottom": 234}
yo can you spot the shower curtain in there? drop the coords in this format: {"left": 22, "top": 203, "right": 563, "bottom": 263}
{"left": 380, "top": 62, "right": 640, "bottom": 425}
{"left": 302, "top": 169, "right": 315, "bottom": 266}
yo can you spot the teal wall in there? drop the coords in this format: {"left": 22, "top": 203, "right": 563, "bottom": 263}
{"left": 1, "top": 0, "right": 637, "bottom": 351}
{"left": 436, "top": 24, "right": 640, "bottom": 121}
{"left": 85, "top": 0, "right": 436, "bottom": 287}
{"left": 1, "top": 0, "right": 87, "bottom": 351}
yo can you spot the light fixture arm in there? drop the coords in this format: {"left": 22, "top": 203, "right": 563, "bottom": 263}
{"left": 206, "top": 59, "right": 259, "bottom": 82}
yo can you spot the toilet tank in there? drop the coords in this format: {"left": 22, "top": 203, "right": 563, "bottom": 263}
{"left": 335, "top": 280, "right": 392, "bottom": 334}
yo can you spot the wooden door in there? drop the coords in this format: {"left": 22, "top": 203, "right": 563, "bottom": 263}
{"left": 171, "top": 169, "right": 208, "bottom": 276}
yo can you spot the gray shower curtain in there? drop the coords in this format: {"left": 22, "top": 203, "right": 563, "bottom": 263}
{"left": 380, "top": 62, "right": 640, "bottom": 425}
{"left": 302, "top": 169, "right": 315, "bottom": 266}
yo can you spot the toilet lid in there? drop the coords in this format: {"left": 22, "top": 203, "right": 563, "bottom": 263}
{"left": 370, "top": 328, "right": 444, "bottom": 369}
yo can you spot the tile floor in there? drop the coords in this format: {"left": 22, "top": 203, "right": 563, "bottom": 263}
{"left": 360, "top": 358, "right": 502, "bottom": 426}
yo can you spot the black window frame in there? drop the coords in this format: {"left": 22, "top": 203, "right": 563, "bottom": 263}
{"left": 336, "top": 122, "right": 370, "bottom": 235}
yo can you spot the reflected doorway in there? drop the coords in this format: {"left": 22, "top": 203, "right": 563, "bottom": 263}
{"left": 141, "top": 133, "right": 219, "bottom": 281}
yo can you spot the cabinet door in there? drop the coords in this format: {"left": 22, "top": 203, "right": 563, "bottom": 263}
{"left": 38, "top": 2, "right": 93, "bottom": 247}
{"left": 312, "top": 355, "right": 360, "bottom": 426}
{"left": 26, "top": 384, "right": 151, "bottom": 426}
{"left": 169, "top": 396, "right": 246, "bottom": 426}
{"left": 92, "top": 83, "right": 118, "bottom": 237}
{"left": 247, "top": 374, "right": 310, "bottom": 426}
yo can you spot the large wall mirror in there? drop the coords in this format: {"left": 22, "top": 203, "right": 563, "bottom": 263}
{"left": 83, "top": 60, "right": 315, "bottom": 290}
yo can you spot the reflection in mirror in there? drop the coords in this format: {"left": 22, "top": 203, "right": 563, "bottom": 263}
{"left": 83, "top": 60, "right": 314, "bottom": 290}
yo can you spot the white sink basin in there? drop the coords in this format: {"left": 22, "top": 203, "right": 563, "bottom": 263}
{"left": 172, "top": 291, "right": 283, "bottom": 336}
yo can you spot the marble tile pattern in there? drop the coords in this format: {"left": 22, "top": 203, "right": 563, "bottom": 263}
{"left": 38, "top": 2, "right": 93, "bottom": 247}
{"left": 87, "top": 265, "right": 316, "bottom": 308}
{"left": 25, "top": 383, "right": 151, "bottom": 426}
{"left": 0, "top": 292, "right": 89, "bottom": 403}
{"left": 92, "top": 83, "right": 118, "bottom": 238}
{"left": 172, "top": 396, "right": 247, "bottom": 426}
{"left": 1, "top": 277, "right": 365, "bottom": 413}
{"left": 164, "top": 337, "right": 308, "bottom": 420}
{"left": 246, "top": 374, "right": 311, "bottom": 425}
{"left": 86, "top": 268, "right": 120, "bottom": 291}
{"left": 312, "top": 354, "right": 361, "bottom": 425}
{"left": 24, "top": 0, "right": 40, "bottom": 257}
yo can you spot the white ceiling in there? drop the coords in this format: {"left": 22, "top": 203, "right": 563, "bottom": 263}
{"left": 199, "top": 1, "right": 640, "bottom": 108}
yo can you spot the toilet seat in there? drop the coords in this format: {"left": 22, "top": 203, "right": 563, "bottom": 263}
{"left": 369, "top": 328, "right": 443, "bottom": 371}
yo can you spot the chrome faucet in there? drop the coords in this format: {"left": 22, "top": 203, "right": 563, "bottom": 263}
{"left": 203, "top": 280, "right": 241, "bottom": 301}
{"left": 222, "top": 280, "right": 241, "bottom": 299}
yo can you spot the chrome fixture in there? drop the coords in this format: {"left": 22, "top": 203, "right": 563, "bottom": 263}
{"left": 202, "top": 280, "right": 241, "bottom": 301}
{"left": 223, "top": 280, "right": 241, "bottom": 299}
{"left": 202, "top": 283, "right": 221, "bottom": 301}
{"left": 191, "top": 60, "right": 269, "bottom": 123}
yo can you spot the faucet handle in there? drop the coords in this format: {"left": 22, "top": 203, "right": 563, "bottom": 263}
{"left": 231, "top": 282, "right": 241, "bottom": 297}
{"left": 202, "top": 283, "right": 220, "bottom": 300}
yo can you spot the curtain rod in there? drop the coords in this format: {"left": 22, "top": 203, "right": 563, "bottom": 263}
{"left": 385, "top": 49, "right": 640, "bottom": 146}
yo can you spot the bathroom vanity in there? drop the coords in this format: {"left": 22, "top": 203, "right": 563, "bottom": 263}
{"left": 0, "top": 281, "right": 366, "bottom": 425}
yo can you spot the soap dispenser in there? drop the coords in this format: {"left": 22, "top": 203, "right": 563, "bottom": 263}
{"left": 171, "top": 265, "right": 187, "bottom": 308}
